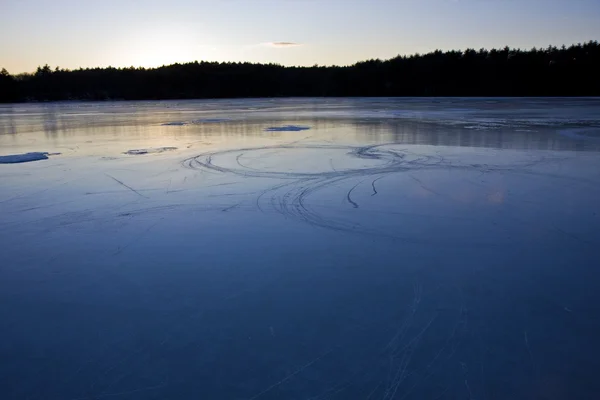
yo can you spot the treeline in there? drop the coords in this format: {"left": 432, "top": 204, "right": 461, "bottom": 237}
{"left": 1, "top": 40, "right": 599, "bottom": 102}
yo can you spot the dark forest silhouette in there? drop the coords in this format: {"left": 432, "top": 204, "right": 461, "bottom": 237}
{"left": 1, "top": 41, "right": 599, "bottom": 102}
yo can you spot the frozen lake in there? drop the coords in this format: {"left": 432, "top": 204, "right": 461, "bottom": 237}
{"left": 1, "top": 98, "right": 600, "bottom": 400}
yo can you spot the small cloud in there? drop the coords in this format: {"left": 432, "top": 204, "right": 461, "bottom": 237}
{"left": 265, "top": 42, "right": 303, "bottom": 48}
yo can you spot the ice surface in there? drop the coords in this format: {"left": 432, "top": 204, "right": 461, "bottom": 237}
{"left": 0, "top": 152, "right": 51, "bottom": 163}
{"left": 1, "top": 98, "right": 600, "bottom": 400}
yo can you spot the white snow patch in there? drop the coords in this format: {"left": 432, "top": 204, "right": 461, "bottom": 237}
{"left": 124, "top": 147, "right": 178, "bottom": 155}
{"left": 0, "top": 152, "right": 57, "bottom": 164}
{"left": 162, "top": 118, "right": 231, "bottom": 126}
{"left": 265, "top": 125, "right": 311, "bottom": 132}
{"left": 191, "top": 118, "right": 231, "bottom": 123}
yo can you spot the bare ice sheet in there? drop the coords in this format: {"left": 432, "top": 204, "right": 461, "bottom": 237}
{"left": 1, "top": 98, "right": 600, "bottom": 400}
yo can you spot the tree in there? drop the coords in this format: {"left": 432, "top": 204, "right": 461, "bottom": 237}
{"left": 35, "top": 64, "right": 52, "bottom": 76}
{"left": 0, "top": 40, "right": 598, "bottom": 101}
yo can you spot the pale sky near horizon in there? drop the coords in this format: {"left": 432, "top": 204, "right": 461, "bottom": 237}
{"left": 1, "top": 0, "right": 599, "bottom": 73}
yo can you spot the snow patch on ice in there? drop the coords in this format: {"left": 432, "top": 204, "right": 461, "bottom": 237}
{"left": 265, "top": 125, "right": 311, "bottom": 132}
{"left": 0, "top": 152, "right": 57, "bottom": 164}
{"left": 464, "top": 124, "right": 502, "bottom": 130}
{"left": 191, "top": 118, "right": 231, "bottom": 123}
{"left": 162, "top": 118, "right": 232, "bottom": 126}
{"left": 124, "top": 147, "right": 178, "bottom": 155}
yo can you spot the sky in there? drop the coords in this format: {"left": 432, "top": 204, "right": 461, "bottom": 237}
{"left": 1, "top": 0, "right": 599, "bottom": 73}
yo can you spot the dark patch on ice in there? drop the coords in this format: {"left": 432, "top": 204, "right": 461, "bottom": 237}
{"left": 265, "top": 125, "right": 311, "bottom": 132}
{"left": 161, "top": 122, "right": 187, "bottom": 126}
{"left": 0, "top": 152, "right": 60, "bottom": 164}
{"left": 124, "top": 147, "right": 178, "bottom": 155}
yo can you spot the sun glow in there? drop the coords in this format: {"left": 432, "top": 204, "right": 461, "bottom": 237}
{"left": 115, "top": 28, "right": 217, "bottom": 68}
{"left": 134, "top": 44, "right": 193, "bottom": 68}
